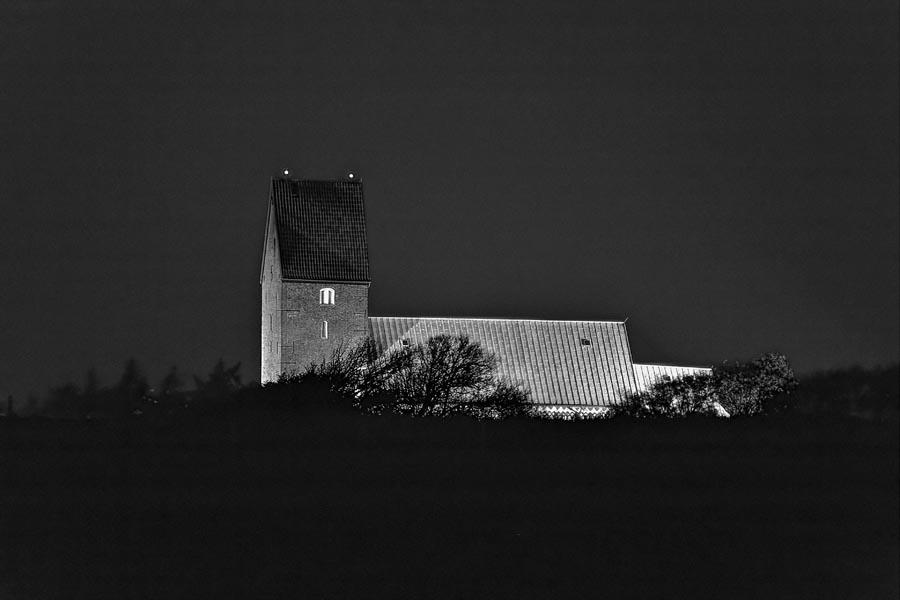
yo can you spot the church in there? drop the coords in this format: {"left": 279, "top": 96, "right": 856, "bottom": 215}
{"left": 260, "top": 176, "right": 708, "bottom": 415}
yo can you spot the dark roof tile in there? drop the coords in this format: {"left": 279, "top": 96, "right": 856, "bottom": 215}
{"left": 271, "top": 178, "right": 369, "bottom": 282}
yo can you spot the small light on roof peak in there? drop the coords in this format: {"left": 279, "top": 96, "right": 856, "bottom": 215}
{"left": 283, "top": 169, "right": 289, "bottom": 176}
{"left": 348, "top": 172, "right": 355, "bottom": 179}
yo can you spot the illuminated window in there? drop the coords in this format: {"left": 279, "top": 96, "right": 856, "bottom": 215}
{"left": 320, "top": 288, "right": 335, "bottom": 305}
{"left": 321, "top": 321, "right": 328, "bottom": 339}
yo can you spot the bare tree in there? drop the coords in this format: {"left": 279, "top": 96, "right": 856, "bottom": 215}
{"left": 292, "top": 335, "right": 532, "bottom": 419}
{"left": 377, "top": 335, "right": 531, "bottom": 418}
{"left": 385, "top": 335, "right": 496, "bottom": 416}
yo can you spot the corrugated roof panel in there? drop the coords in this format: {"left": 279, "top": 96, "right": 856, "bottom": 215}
{"left": 511, "top": 321, "right": 528, "bottom": 390}
{"left": 632, "top": 363, "right": 712, "bottom": 392}
{"left": 506, "top": 324, "right": 525, "bottom": 393}
{"left": 533, "top": 323, "right": 555, "bottom": 403}
{"left": 560, "top": 324, "right": 579, "bottom": 404}
{"left": 532, "top": 323, "right": 552, "bottom": 401}
{"left": 593, "top": 324, "right": 613, "bottom": 403}
{"left": 578, "top": 324, "right": 596, "bottom": 403}
{"left": 547, "top": 323, "right": 565, "bottom": 402}
{"left": 600, "top": 324, "right": 620, "bottom": 403}
{"left": 581, "top": 323, "right": 602, "bottom": 405}
{"left": 592, "top": 324, "right": 614, "bottom": 402}
{"left": 575, "top": 326, "right": 593, "bottom": 403}
{"left": 368, "top": 317, "right": 636, "bottom": 407}
{"left": 609, "top": 324, "right": 630, "bottom": 401}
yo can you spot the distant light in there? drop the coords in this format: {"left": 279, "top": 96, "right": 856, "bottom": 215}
{"left": 283, "top": 169, "right": 289, "bottom": 175}
{"left": 348, "top": 173, "right": 355, "bottom": 179}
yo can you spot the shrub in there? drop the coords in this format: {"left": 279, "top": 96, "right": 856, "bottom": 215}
{"left": 286, "top": 335, "right": 532, "bottom": 419}
{"left": 620, "top": 353, "right": 798, "bottom": 418}
{"left": 712, "top": 353, "right": 798, "bottom": 416}
{"left": 193, "top": 359, "right": 242, "bottom": 404}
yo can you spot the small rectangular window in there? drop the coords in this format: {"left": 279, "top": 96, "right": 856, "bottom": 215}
{"left": 580, "top": 338, "right": 591, "bottom": 346}
{"left": 321, "top": 321, "right": 328, "bottom": 339}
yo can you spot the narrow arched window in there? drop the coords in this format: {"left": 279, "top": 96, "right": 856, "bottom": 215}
{"left": 319, "top": 288, "right": 335, "bottom": 305}
{"left": 321, "top": 320, "right": 328, "bottom": 339}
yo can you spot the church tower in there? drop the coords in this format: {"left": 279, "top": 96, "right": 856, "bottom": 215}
{"left": 260, "top": 177, "right": 370, "bottom": 383}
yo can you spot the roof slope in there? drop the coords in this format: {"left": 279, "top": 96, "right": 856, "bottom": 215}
{"left": 368, "top": 317, "right": 639, "bottom": 407}
{"left": 633, "top": 363, "right": 712, "bottom": 392}
{"left": 270, "top": 178, "right": 369, "bottom": 282}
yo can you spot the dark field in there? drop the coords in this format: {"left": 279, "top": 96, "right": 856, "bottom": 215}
{"left": 2, "top": 411, "right": 897, "bottom": 599}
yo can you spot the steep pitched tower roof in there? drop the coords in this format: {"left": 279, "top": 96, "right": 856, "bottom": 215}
{"left": 269, "top": 177, "right": 370, "bottom": 282}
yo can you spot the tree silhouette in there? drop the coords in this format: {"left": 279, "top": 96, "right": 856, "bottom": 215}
{"left": 46, "top": 382, "right": 80, "bottom": 418}
{"left": 299, "top": 335, "right": 532, "bottom": 418}
{"left": 117, "top": 358, "right": 149, "bottom": 415}
{"left": 713, "top": 353, "right": 798, "bottom": 416}
{"left": 385, "top": 335, "right": 497, "bottom": 416}
{"left": 194, "top": 359, "right": 242, "bottom": 403}
{"left": 622, "top": 353, "right": 798, "bottom": 417}
{"left": 84, "top": 367, "right": 100, "bottom": 397}
{"left": 81, "top": 367, "right": 102, "bottom": 417}
{"left": 160, "top": 366, "right": 183, "bottom": 397}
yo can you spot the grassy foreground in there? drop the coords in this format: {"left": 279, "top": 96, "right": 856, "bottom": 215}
{"left": 1, "top": 408, "right": 897, "bottom": 599}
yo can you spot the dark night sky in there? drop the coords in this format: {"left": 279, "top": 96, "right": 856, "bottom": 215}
{"left": 1, "top": 0, "right": 897, "bottom": 400}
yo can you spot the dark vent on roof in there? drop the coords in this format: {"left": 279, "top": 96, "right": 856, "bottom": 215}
{"left": 271, "top": 178, "right": 369, "bottom": 282}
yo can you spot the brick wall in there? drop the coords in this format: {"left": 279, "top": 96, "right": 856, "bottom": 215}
{"left": 260, "top": 207, "right": 282, "bottom": 383}
{"left": 279, "top": 281, "right": 370, "bottom": 375}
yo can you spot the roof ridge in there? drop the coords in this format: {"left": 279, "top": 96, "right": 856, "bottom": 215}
{"left": 634, "top": 362, "right": 712, "bottom": 369}
{"left": 272, "top": 177, "right": 362, "bottom": 185}
{"left": 369, "top": 316, "right": 627, "bottom": 325}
